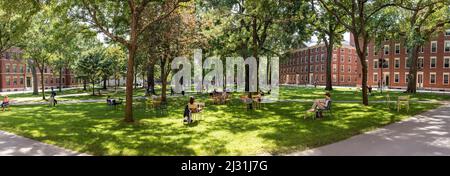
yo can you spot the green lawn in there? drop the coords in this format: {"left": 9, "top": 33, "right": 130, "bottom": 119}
{"left": 0, "top": 87, "right": 442, "bottom": 155}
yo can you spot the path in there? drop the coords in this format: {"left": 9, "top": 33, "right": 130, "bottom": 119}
{"left": 0, "top": 130, "right": 88, "bottom": 156}
{"left": 288, "top": 103, "right": 450, "bottom": 156}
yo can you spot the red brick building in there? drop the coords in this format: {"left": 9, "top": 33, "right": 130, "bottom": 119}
{"left": 0, "top": 48, "right": 78, "bottom": 92}
{"left": 366, "top": 29, "right": 450, "bottom": 91}
{"left": 280, "top": 43, "right": 361, "bottom": 86}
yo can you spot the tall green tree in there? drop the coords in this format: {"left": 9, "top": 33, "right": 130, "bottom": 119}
{"left": 68, "top": 0, "right": 189, "bottom": 122}
{"left": 310, "top": 0, "right": 345, "bottom": 91}
{"left": 396, "top": 0, "right": 450, "bottom": 93}
{"left": 319, "top": 0, "right": 399, "bottom": 106}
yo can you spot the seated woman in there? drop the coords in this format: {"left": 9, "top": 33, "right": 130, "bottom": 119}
{"left": 308, "top": 92, "right": 332, "bottom": 115}
{"left": 188, "top": 96, "right": 202, "bottom": 113}
{"left": 1, "top": 95, "right": 10, "bottom": 111}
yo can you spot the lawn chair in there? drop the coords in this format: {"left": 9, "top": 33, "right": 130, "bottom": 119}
{"left": 317, "top": 100, "right": 333, "bottom": 118}
{"left": 397, "top": 95, "right": 410, "bottom": 112}
{"left": 252, "top": 94, "right": 262, "bottom": 109}
{"left": 240, "top": 95, "right": 253, "bottom": 111}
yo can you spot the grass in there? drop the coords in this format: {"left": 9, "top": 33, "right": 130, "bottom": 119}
{"left": 0, "top": 86, "right": 442, "bottom": 155}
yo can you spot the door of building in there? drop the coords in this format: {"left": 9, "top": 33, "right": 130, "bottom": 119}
{"left": 417, "top": 72, "right": 424, "bottom": 88}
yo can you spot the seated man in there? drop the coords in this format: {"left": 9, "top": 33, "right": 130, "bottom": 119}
{"left": 308, "top": 92, "right": 332, "bottom": 118}
{"left": 1, "top": 95, "right": 10, "bottom": 111}
{"left": 106, "top": 96, "right": 113, "bottom": 105}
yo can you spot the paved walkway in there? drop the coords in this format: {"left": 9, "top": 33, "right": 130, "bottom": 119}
{"left": 0, "top": 130, "right": 88, "bottom": 156}
{"left": 289, "top": 103, "right": 450, "bottom": 156}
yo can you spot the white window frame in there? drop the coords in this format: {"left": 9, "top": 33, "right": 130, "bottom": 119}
{"left": 431, "top": 41, "right": 437, "bottom": 53}
{"left": 395, "top": 43, "right": 400, "bottom": 54}
{"left": 374, "top": 59, "right": 379, "bottom": 69}
{"left": 430, "top": 57, "right": 437, "bottom": 68}
{"left": 384, "top": 45, "right": 390, "bottom": 55}
{"left": 394, "top": 72, "right": 400, "bottom": 83}
{"left": 443, "top": 73, "right": 449, "bottom": 85}
{"left": 445, "top": 40, "right": 450, "bottom": 53}
{"left": 430, "top": 72, "right": 437, "bottom": 84}
{"left": 373, "top": 73, "right": 378, "bottom": 82}
{"left": 405, "top": 57, "right": 410, "bottom": 69}
{"left": 445, "top": 57, "right": 450, "bottom": 68}
{"left": 394, "top": 58, "right": 400, "bottom": 69}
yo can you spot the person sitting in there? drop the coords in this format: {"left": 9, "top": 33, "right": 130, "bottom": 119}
{"left": 50, "top": 87, "right": 57, "bottom": 106}
{"left": 1, "top": 95, "right": 10, "bottom": 111}
{"left": 106, "top": 96, "right": 113, "bottom": 105}
{"left": 188, "top": 96, "right": 202, "bottom": 113}
{"left": 308, "top": 92, "right": 332, "bottom": 118}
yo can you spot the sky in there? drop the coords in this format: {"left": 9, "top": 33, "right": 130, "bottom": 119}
{"left": 305, "top": 32, "right": 351, "bottom": 47}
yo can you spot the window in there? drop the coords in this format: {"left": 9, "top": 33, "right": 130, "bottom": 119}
{"left": 374, "top": 73, "right": 378, "bottom": 82}
{"left": 445, "top": 57, "right": 450, "bottom": 68}
{"left": 430, "top": 57, "right": 436, "bottom": 68}
{"left": 340, "top": 55, "right": 344, "bottom": 62}
{"left": 333, "top": 64, "right": 337, "bottom": 72}
{"left": 384, "top": 45, "right": 389, "bottom": 55}
{"left": 321, "top": 75, "right": 325, "bottom": 81}
{"left": 430, "top": 73, "right": 436, "bottom": 84}
{"left": 417, "top": 57, "right": 424, "bottom": 68}
{"left": 419, "top": 46, "right": 424, "bottom": 53}
{"left": 384, "top": 58, "right": 390, "bottom": 68}
{"left": 395, "top": 58, "right": 400, "bottom": 69}
{"left": 5, "top": 65, "right": 10, "bottom": 73}
{"left": 444, "top": 73, "right": 449, "bottom": 85}
{"left": 20, "top": 77, "right": 24, "bottom": 85}
{"left": 446, "top": 29, "right": 450, "bottom": 36}
{"left": 321, "top": 64, "right": 324, "bottom": 72}
{"left": 333, "top": 54, "right": 337, "bottom": 61}
{"left": 405, "top": 72, "right": 409, "bottom": 83}
{"left": 13, "top": 65, "right": 17, "bottom": 73}
{"left": 310, "top": 56, "right": 314, "bottom": 62}
{"left": 374, "top": 60, "right": 379, "bottom": 69}
{"left": 13, "top": 77, "right": 17, "bottom": 86}
{"left": 20, "top": 66, "right": 24, "bottom": 73}
{"left": 340, "top": 75, "right": 344, "bottom": 82}
{"left": 374, "top": 46, "right": 379, "bottom": 56}
{"left": 310, "top": 66, "right": 314, "bottom": 72}
{"left": 348, "top": 56, "right": 352, "bottom": 63}
{"left": 395, "top": 43, "right": 400, "bottom": 54}
{"left": 394, "top": 73, "right": 399, "bottom": 83}
{"left": 321, "top": 54, "right": 325, "bottom": 62}
{"left": 348, "top": 66, "right": 351, "bottom": 73}
{"left": 431, "top": 41, "right": 437, "bottom": 53}
{"left": 341, "top": 65, "right": 344, "bottom": 72}
{"left": 348, "top": 76, "right": 351, "bottom": 82}
{"left": 333, "top": 75, "right": 337, "bottom": 82}
{"left": 316, "top": 55, "right": 319, "bottom": 62}
{"left": 406, "top": 57, "right": 411, "bottom": 68}
{"left": 315, "top": 66, "right": 319, "bottom": 72}
{"left": 445, "top": 41, "right": 450, "bottom": 52}
{"left": 6, "top": 77, "right": 10, "bottom": 86}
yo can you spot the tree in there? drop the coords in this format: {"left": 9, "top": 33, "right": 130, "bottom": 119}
{"left": 319, "top": 0, "right": 399, "bottom": 105}
{"left": 104, "top": 45, "right": 127, "bottom": 91}
{"left": 310, "top": 0, "right": 345, "bottom": 91}
{"left": 68, "top": 0, "right": 189, "bottom": 123}
{"left": 0, "top": 0, "right": 39, "bottom": 56}
{"left": 396, "top": 0, "right": 450, "bottom": 93}
{"left": 76, "top": 49, "right": 104, "bottom": 96}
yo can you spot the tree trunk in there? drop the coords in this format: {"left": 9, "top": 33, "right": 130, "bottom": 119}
{"left": 59, "top": 68, "right": 63, "bottom": 92}
{"left": 103, "top": 78, "right": 107, "bottom": 90}
{"left": 40, "top": 66, "right": 46, "bottom": 100}
{"left": 325, "top": 36, "right": 334, "bottom": 91}
{"left": 161, "top": 58, "right": 168, "bottom": 102}
{"left": 30, "top": 61, "right": 39, "bottom": 95}
{"left": 147, "top": 63, "right": 155, "bottom": 95}
{"left": 406, "top": 45, "right": 420, "bottom": 93}
{"left": 92, "top": 81, "right": 95, "bottom": 96}
{"left": 354, "top": 34, "right": 369, "bottom": 106}
{"left": 83, "top": 78, "right": 87, "bottom": 91}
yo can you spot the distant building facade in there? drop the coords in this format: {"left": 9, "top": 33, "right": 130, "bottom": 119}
{"left": 0, "top": 48, "right": 79, "bottom": 92}
{"left": 280, "top": 43, "right": 361, "bottom": 87}
{"left": 281, "top": 29, "right": 450, "bottom": 91}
